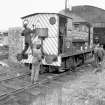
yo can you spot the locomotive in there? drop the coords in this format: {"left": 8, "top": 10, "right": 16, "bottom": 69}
{"left": 21, "top": 13, "right": 93, "bottom": 72}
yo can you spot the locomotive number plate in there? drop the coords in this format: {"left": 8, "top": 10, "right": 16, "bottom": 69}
{"left": 49, "top": 17, "right": 56, "bottom": 25}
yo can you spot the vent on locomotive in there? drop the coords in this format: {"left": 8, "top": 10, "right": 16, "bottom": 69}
{"left": 35, "top": 28, "right": 48, "bottom": 38}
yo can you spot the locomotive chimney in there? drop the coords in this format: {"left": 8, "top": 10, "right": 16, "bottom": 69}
{"left": 65, "top": 0, "right": 72, "bottom": 11}
{"left": 65, "top": 0, "right": 67, "bottom": 10}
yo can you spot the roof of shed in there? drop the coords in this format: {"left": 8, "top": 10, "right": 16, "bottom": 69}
{"left": 60, "top": 5, "right": 105, "bottom": 23}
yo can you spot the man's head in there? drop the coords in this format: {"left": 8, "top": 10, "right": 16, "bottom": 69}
{"left": 23, "top": 23, "right": 27, "bottom": 28}
{"left": 23, "top": 20, "right": 28, "bottom": 28}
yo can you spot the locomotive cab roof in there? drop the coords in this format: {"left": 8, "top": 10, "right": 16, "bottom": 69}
{"left": 21, "top": 13, "right": 72, "bottom": 19}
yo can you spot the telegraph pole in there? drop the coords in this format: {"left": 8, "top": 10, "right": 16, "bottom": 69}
{"left": 65, "top": 0, "right": 67, "bottom": 10}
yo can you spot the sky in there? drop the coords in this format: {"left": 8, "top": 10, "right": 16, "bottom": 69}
{"left": 0, "top": 0, "right": 105, "bottom": 31}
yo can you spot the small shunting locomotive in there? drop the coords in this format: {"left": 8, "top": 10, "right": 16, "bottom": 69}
{"left": 21, "top": 13, "right": 93, "bottom": 72}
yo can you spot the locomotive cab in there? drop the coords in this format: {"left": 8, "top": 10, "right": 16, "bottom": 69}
{"left": 21, "top": 13, "right": 72, "bottom": 68}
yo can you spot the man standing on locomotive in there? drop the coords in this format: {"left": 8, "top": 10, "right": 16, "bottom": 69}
{"left": 21, "top": 20, "right": 33, "bottom": 56}
{"left": 31, "top": 36, "right": 42, "bottom": 83}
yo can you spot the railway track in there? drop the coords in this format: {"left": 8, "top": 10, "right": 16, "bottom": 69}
{"left": 0, "top": 61, "right": 93, "bottom": 102}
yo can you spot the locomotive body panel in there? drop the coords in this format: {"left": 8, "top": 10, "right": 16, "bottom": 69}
{"left": 62, "top": 21, "right": 93, "bottom": 57}
{"left": 21, "top": 13, "right": 61, "bottom": 66}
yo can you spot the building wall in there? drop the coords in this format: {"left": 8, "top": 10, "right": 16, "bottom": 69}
{"left": 2, "top": 36, "right": 8, "bottom": 46}
{"left": 0, "top": 32, "right": 8, "bottom": 46}
{"left": 8, "top": 27, "right": 23, "bottom": 63}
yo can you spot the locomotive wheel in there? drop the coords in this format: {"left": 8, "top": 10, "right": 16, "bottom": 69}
{"left": 59, "top": 57, "right": 76, "bottom": 72}
{"left": 58, "top": 58, "right": 65, "bottom": 72}
{"left": 68, "top": 57, "right": 76, "bottom": 71}
{"left": 49, "top": 66, "right": 54, "bottom": 73}
{"left": 39, "top": 65, "right": 50, "bottom": 74}
{"left": 39, "top": 65, "right": 46, "bottom": 74}
{"left": 77, "top": 54, "right": 84, "bottom": 66}
{"left": 81, "top": 54, "right": 85, "bottom": 64}
{"left": 65, "top": 57, "right": 71, "bottom": 70}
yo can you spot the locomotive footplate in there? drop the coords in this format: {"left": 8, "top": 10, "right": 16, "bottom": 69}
{"left": 61, "top": 49, "right": 93, "bottom": 58}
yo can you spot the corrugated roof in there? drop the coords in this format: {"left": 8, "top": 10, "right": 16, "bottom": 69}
{"left": 62, "top": 5, "right": 105, "bottom": 23}
{"left": 60, "top": 5, "right": 105, "bottom": 24}
{"left": 60, "top": 9, "right": 87, "bottom": 23}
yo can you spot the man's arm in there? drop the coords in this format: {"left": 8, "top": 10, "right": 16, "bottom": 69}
{"left": 21, "top": 30, "right": 24, "bottom": 36}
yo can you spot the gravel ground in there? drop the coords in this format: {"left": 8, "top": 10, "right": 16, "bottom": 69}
{"left": 1, "top": 59, "right": 105, "bottom": 105}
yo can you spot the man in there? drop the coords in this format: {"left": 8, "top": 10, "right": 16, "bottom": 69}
{"left": 94, "top": 43, "right": 105, "bottom": 67}
{"left": 31, "top": 37, "right": 42, "bottom": 83}
{"left": 21, "top": 20, "right": 33, "bottom": 56}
